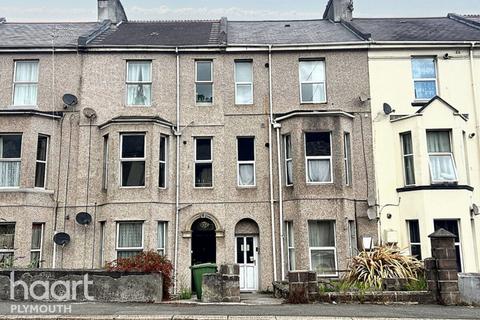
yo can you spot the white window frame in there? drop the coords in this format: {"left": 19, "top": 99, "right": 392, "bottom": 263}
{"left": 299, "top": 60, "right": 327, "bottom": 104}
{"left": 0, "top": 134, "right": 22, "bottom": 189}
{"left": 427, "top": 130, "right": 458, "bottom": 184}
{"left": 102, "top": 135, "right": 109, "bottom": 191}
{"left": 284, "top": 134, "right": 293, "bottom": 186}
{"left": 195, "top": 60, "right": 214, "bottom": 105}
{"left": 407, "top": 220, "right": 422, "bottom": 259}
{"left": 157, "top": 221, "right": 167, "bottom": 256}
{"left": 125, "top": 60, "right": 152, "bottom": 107}
{"left": 13, "top": 60, "right": 39, "bottom": 107}
{"left": 34, "top": 135, "right": 49, "bottom": 189}
{"left": 159, "top": 135, "right": 167, "bottom": 189}
{"left": 344, "top": 132, "right": 352, "bottom": 186}
{"left": 347, "top": 220, "right": 358, "bottom": 257}
{"left": 194, "top": 137, "right": 214, "bottom": 188}
{"left": 236, "top": 137, "right": 256, "bottom": 187}
{"left": 234, "top": 61, "right": 253, "bottom": 105}
{"left": 412, "top": 57, "right": 438, "bottom": 101}
{"left": 116, "top": 221, "right": 144, "bottom": 258}
{"left": 0, "top": 223, "right": 15, "bottom": 264}
{"left": 400, "top": 132, "right": 416, "bottom": 186}
{"left": 285, "top": 221, "right": 296, "bottom": 271}
{"left": 119, "top": 133, "right": 146, "bottom": 188}
{"left": 30, "top": 223, "right": 44, "bottom": 268}
{"left": 308, "top": 221, "right": 338, "bottom": 277}
{"left": 305, "top": 132, "right": 333, "bottom": 184}
{"left": 99, "top": 221, "right": 106, "bottom": 267}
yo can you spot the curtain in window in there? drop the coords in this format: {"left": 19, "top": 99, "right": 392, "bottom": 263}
{"left": 239, "top": 163, "right": 254, "bottom": 186}
{"left": 427, "top": 131, "right": 451, "bottom": 152}
{"left": 118, "top": 223, "right": 142, "bottom": 248}
{"left": 429, "top": 155, "right": 456, "bottom": 181}
{"left": 127, "top": 63, "right": 151, "bottom": 106}
{"left": 0, "top": 162, "right": 20, "bottom": 187}
{"left": 311, "top": 250, "right": 336, "bottom": 274}
{"left": 308, "top": 221, "right": 335, "bottom": 247}
{"left": 14, "top": 62, "right": 38, "bottom": 106}
{"left": 286, "top": 161, "right": 293, "bottom": 184}
{"left": 31, "top": 225, "right": 42, "bottom": 250}
{"left": 307, "top": 159, "right": 330, "bottom": 182}
{"left": 157, "top": 222, "right": 166, "bottom": 253}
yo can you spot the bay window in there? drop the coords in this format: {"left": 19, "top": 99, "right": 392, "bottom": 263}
{"left": 427, "top": 130, "right": 457, "bottom": 183}
{"left": 299, "top": 60, "right": 326, "bottom": 103}
{"left": 159, "top": 135, "right": 167, "bottom": 188}
{"left": 0, "top": 134, "right": 22, "bottom": 188}
{"left": 237, "top": 137, "right": 255, "bottom": 187}
{"left": 412, "top": 57, "right": 437, "bottom": 101}
{"left": 102, "top": 135, "right": 109, "bottom": 191}
{"left": 116, "top": 221, "right": 144, "bottom": 258}
{"left": 305, "top": 132, "right": 332, "bottom": 183}
{"left": 34, "top": 135, "right": 48, "bottom": 188}
{"left": 308, "top": 221, "right": 337, "bottom": 276}
{"left": 235, "top": 61, "right": 253, "bottom": 104}
{"left": 195, "top": 137, "right": 213, "bottom": 187}
{"left": 344, "top": 132, "right": 352, "bottom": 186}
{"left": 195, "top": 61, "right": 213, "bottom": 104}
{"left": 126, "top": 61, "right": 152, "bottom": 106}
{"left": 13, "top": 60, "right": 39, "bottom": 106}
{"left": 120, "top": 133, "right": 146, "bottom": 187}
{"left": 284, "top": 135, "right": 293, "bottom": 186}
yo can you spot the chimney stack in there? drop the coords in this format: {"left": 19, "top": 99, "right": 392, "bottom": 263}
{"left": 323, "top": 0, "right": 353, "bottom": 22}
{"left": 98, "top": 0, "right": 128, "bottom": 24}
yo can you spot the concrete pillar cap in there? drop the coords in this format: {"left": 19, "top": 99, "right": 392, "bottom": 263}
{"left": 428, "top": 228, "right": 456, "bottom": 238}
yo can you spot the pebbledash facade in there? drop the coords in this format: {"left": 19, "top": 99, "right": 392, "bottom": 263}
{"left": 0, "top": 0, "right": 479, "bottom": 293}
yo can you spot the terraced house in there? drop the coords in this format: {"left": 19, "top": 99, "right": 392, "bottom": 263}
{"left": 0, "top": 0, "right": 479, "bottom": 294}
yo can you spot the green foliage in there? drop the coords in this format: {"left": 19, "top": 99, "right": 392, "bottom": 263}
{"left": 178, "top": 287, "right": 192, "bottom": 300}
{"left": 404, "top": 276, "right": 427, "bottom": 291}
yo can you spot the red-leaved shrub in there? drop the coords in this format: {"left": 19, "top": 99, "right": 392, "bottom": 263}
{"left": 106, "top": 250, "right": 174, "bottom": 300}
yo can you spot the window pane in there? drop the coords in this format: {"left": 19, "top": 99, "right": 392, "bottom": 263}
{"left": 196, "top": 139, "right": 211, "bottom": 160}
{"left": 408, "top": 220, "right": 421, "bottom": 243}
{"left": 307, "top": 159, "right": 331, "bottom": 183}
{"left": 306, "top": 133, "right": 330, "bottom": 156}
{"left": 122, "top": 135, "right": 145, "bottom": 158}
{"left": 14, "top": 84, "right": 38, "bottom": 106}
{"left": 118, "top": 223, "right": 143, "bottom": 248}
{"left": 287, "top": 222, "right": 295, "bottom": 247}
{"left": 117, "top": 251, "right": 142, "bottom": 259}
{"left": 414, "top": 81, "right": 436, "bottom": 100}
{"left": 0, "top": 161, "right": 20, "bottom": 187}
{"left": 236, "top": 84, "right": 253, "bottom": 104}
{"left": 157, "top": 222, "right": 166, "bottom": 250}
{"left": 195, "top": 163, "right": 212, "bottom": 187}
{"left": 301, "top": 83, "right": 326, "bottom": 102}
{"left": 35, "top": 162, "right": 46, "bottom": 188}
{"left": 236, "top": 237, "right": 244, "bottom": 264}
{"left": 434, "top": 220, "right": 460, "bottom": 242}
{"left": 404, "top": 156, "right": 415, "bottom": 185}
{"left": 0, "top": 224, "right": 15, "bottom": 249}
{"left": 239, "top": 163, "right": 254, "bottom": 186}
{"left": 196, "top": 61, "right": 212, "bottom": 81}
{"left": 0, "top": 135, "right": 22, "bottom": 158}
{"left": 429, "top": 155, "right": 456, "bottom": 181}
{"left": 36, "top": 136, "right": 48, "bottom": 161}
{"left": 196, "top": 83, "right": 213, "bottom": 103}
{"left": 122, "top": 161, "right": 145, "bottom": 186}
{"left": 127, "top": 62, "right": 151, "bottom": 82}
{"left": 427, "top": 131, "right": 451, "bottom": 153}
{"left": 412, "top": 58, "right": 436, "bottom": 79}
{"left": 299, "top": 61, "right": 325, "bottom": 82}
{"left": 311, "top": 249, "right": 336, "bottom": 275}
{"left": 159, "top": 162, "right": 166, "bottom": 188}
{"left": 30, "top": 251, "right": 40, "bottom": 268}
{"left": 411, "top": 245, "right": 422, "bottom": 260}
{"left": 15, "top": 61, "right": 38, "bottom": 82}
{"left": 401, "top": 132, "right": 413, "bottom": 155}
{"left": 308, "top": 221, "right": 335, "bottom": 247}
{"left": 127, "top": 84, "right": 151, "bottom": 106}
{"left": 31, "top": 224, "right": 43, "bottom": 250}
{"left": 238, "top": 138, "right": 254, "bottom": 161}
{"left": 160, "top": 137, "right": 166, "bottom": 162}
{"left": 286, "top": 161, "right": 293, "bottom": 185}
{"left": 235, "top": 62, "right": 252, "bottom": 82}
{"left": 285, "top": 135, "right": 292, "bottom": 159}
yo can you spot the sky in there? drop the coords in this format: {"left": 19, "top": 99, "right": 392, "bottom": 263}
{"left": 1, "top": 0, "right": 480, "bottom": 22}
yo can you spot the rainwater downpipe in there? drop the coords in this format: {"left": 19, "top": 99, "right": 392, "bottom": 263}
{"left": 274, "top": 122, "right": 285, "bottom": 280}
{"left": 173, "top": 47, "right": 181, "bottom": 294}
{"left": 268, "top": 45, "right": 278, "bottom": 282}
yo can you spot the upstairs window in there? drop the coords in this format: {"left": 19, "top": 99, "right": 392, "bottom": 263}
{"left": 120, "top": 133, "right": 145, "bottom": 187}
{"left": 284, "top": 135, "right": 293, "bottom": 186}
{"left": 344, "top": 132, "right": 352, "bottom": 186}
{"left": 237, "top": 137, "right": 255, "bottom": 187}
{"left": 400, "top": 132, "right": 415, "bottom": 186}
{"left": 195, "top": 61, "right": 213, "bottom": 104}
{"left": 126, "top": 61, "right": 151, "bottom": 106}
{"left": 0, "top": 223, "right": 15, "bottom": 267}
{"left": 102, "top": 135, "right": 109, "bottom": 191}
{"left": 412, "top": 57, "right": 437, "bottom": 101}
{"left": 235, "top": 61, "right": 253, "bottom": 104}
{"left": 305, "top": 132, "right": 332, "bottom": 183}
{"left": 159, "top": 135, "right": 167, "bottom": 188}
{"left": 0, "top": 134, "right": 22, "bottom": 188}
{"left": 35, "top": 135, "right": 48, "bottom": 188}
{"left": 299, "top": 60, "right": 326, "bottom": 103}
{"left": 13, "top": 61, "right": 39, "bottom": 106}
{"left": 116, "top": 221, "right": 144, "bottom": 259}
{"left": 195, "top": 138, "right": 213, "bottom": 188}
{"left": 427, "top": 130, "right": 457, "bottom": 183}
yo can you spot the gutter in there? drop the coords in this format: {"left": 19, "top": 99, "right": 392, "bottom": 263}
{"left": 275, "top": 122, "right": 285, "bottom": 281}
{"left": 275, "top": 110, "right": 355, "bottom": 122}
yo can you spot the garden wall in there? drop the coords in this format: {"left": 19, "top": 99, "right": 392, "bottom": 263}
{"left": 0, "top": 269, "right": 163, "bottom": 303}
{"left": 458, "top": 273, "right": 480, "bottom": 306}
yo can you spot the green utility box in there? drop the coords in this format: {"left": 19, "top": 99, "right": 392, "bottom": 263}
{"left": 190, "top": 263, "right": 217, "bottom": 299}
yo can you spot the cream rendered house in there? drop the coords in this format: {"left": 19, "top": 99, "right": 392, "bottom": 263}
{"left": 348, "top": 15, "right": 480, "bottom": 272}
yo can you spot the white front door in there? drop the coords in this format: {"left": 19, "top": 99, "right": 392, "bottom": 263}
{"left": 236, "top": 235, "right": 258, "bottom": 291}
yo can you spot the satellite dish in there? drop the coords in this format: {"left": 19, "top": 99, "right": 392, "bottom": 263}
{"left": 383, "top": 103, "right": 395, "bottom": 115}
{"left": 82, "top": 108, "right": 97, "bottom": 119}
{"left": 53, "top": 232, "right": 71, "bottom": 246}
{"left": 62, "top": 94, "right": 78, "bottom": 107}
{"left": 367, "top": 207, "right": 378, "bottom": 220}
{"left": 471, "top": 204, "right": 479, "bottom": 216}
{"left": 76, "top": 212, "right": 92, "bottom": 225}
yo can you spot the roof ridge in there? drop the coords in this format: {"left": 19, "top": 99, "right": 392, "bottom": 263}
{"left": 0, "top": 21, "right": 99, "bottom": 25}
{"left": 127, "top": 19, "right": 220, "bottom": 23}
{"left": 353, "top": 16, "right": 448, "bottom": 20}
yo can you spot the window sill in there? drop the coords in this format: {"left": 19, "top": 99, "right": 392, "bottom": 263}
{"left": 306, "top": 182, "right": 334, "bottom": 186}
{"left": 195, "top": 102, "right": 214, "bottom": 107}
{"left": 235, "top": 103, "right": 254, "bottom": 106}
{"left": 0, "top": 187, "right": 54, "bottom": 194}
{"left": 6, "top": 105, "right": 39, "bottom": 109}
{"left": 124, "top": 105, "right": 152, "bottom": 108}
{"left": 397, "top": 184, "right": 473, "bottom": 193}
{"left": 411, "top": 101, "right": 429, "bottom": 107}
{"left": 237, "top": 185, "right": 257, "bottom": 189}
{"left": 119, "top": 186, "right": 146, "bottom": 189}
{"left": 194, "top": 187, "right": 214, "bottom": 190}
{"left": 300, "top": 102, "right": 328, "bottom": 105}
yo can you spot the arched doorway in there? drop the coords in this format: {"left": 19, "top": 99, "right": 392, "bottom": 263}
{"left": 235, "top": 218, "right": 260, "bottom": 292}
{"left": 191, "top": 217, "right": 216, "bottom": 265}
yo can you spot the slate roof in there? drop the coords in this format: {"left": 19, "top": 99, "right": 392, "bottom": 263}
{"left": 90, "top": 20, "right": 223, "bottom": 46}
{"left": 227, "top": 20, "right": 361, "bottom": 44}
{"left": 0, "top": 22, "right": 104, "bottom": 48}
{"left": 462, "top": 15, "right": 480, "bottom": 24}
{"left": 348, "top": 17, "right": 480, "bottom": 41}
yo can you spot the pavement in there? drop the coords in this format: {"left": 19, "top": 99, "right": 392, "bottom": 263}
{"left": 0, "top": 294, "right": 478, "bottom": 320}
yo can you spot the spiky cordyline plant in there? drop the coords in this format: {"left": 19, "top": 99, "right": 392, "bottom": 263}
{"left": 342, "top": 245, "right": 424, "bottom": 289}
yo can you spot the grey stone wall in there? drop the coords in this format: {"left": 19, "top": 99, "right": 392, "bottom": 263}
{"left": 458, "top": 273, "right": 480, "bottom": 306}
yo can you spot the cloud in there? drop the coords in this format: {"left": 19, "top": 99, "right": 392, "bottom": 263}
{"left": 0, "top": 6, "right": 96, "bottom": 22}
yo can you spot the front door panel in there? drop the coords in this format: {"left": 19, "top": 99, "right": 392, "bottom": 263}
{"left": 236, "top": 236, "right": 258, "bottom": 291}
